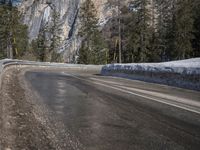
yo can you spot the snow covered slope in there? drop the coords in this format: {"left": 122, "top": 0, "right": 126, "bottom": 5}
{"left": 101, "top": 58, "right": 200, "bottom": 91}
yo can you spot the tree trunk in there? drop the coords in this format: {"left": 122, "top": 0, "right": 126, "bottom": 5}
{"left": 118, "top": 0, "right": 122, "bottom": 63}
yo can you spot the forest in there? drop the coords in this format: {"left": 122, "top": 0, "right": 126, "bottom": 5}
{"left": 99, "top": 0, "right": 200, "bottom": 63}
{"left": 0, "top": 0, "right": 200, "bottom": 64}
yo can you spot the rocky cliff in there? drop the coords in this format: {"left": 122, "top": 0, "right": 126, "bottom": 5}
{"left": 19, "top": 0, "right": 112, "bottom": 62}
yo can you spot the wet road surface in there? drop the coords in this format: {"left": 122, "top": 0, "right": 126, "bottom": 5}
{"left": 25, "top": 70, "right": 200, "bottom": 150}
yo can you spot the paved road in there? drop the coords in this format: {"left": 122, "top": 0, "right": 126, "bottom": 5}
{"left": 25, "top": 70, "right": 200, "bottom": 150}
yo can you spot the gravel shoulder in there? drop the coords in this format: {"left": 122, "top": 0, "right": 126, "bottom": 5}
{"left": 0, "top": 66, "right": 83, "bottom": 150}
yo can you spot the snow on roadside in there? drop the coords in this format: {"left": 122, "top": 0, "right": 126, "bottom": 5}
{"left": 101, "top": 58, "right": 200, "bottom": 91}
{"left": 102, "top": 58, "right": 200, "bottom": 75}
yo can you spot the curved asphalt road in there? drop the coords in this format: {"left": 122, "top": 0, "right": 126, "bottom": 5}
{"left": 25, "top": 70, "right": 200, "bottom": 150}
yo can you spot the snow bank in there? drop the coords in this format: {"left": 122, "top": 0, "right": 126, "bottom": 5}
{"left": 101, "top": 58, "right": 200, "bottom": 91}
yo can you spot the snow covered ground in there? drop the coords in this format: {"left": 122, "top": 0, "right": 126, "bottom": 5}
{"left": 101, "top": 58, "right": 200, "bottom": 91}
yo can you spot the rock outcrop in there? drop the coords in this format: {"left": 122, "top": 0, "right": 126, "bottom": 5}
{"left": 19, "top": 0, "right": 112, "bottom": 62}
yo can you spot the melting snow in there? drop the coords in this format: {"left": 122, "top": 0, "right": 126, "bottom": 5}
{"left": 102, "top": 58, "right": 200, "bottom": 75}
{"left": 101, "top": 58, "right": 200, "bottom": 91}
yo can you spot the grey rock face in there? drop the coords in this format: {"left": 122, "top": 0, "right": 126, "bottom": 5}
{"left": 19, "top": 0, "right": 110, "bottom": 62}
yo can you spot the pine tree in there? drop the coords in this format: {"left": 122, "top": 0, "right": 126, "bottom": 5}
{"left": 78, "top": 0, "right": 107, "bottom": 64}
{"left": 0, "top": 2, "right": 28, "bottom": 59}
{"left": 31, "top": 25, "right": 48, "bottom": 61}
{"left": 153, "top": 0, "right": 177, "bottom": 61}
{"left": 130, "top": 0, "right": 152, "bottom": 62}
{"left": 106, "top": 0, "right": 124, "bottom": 63}
{"left": 0, "top": 4, "right": 14, "bottom": 58}
{"left": 48, "top": 9, "right": 62, "bottom": 62}
{"left": 103, "top": 0, "right": 197, "bottom": 62}
{"left": 0, "top": 5, "right": 8, "bottom": 58}
{"left": 174, "top": 0, "right": 194, "bottom": 60}
{"left": 121, "top": 5, "right": 140, "bottom": 63}
{"left": 102, "top": 19, "right": 118, "bottom": 63}
{"left": 154, "top": 0, "right": 171, "bottom": 61}
{"left": 192, "top": 0, "right": 200, "bottom": 57}
{"left": 146, "top": 0, "right": 162, "bottom": 62}
{"left": 155, "top": 0, "right": 195, "bottom": 61}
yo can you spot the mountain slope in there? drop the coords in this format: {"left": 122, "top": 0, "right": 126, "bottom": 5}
{"left": 20, "top": 0, "right": 111, "bottom": 62}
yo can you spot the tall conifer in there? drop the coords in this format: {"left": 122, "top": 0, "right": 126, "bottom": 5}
{"left": 78, "top": 0, "right": 107, "bottom": 64}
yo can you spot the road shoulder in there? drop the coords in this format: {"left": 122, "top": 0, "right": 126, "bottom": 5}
{"left": 0, "top": 66, "right": 82, "bottom": 150}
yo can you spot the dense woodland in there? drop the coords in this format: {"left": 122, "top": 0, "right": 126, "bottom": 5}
{"left": 0, "top": 0, "right": 62, "bottom": 61}
{"left": 104, "top": 0, "right": 200, "bottom": 63}
{"left": 0, "top": 0, "right": 200, "bottom": 64}
{"left": 0, "top": 0, "right": 28, "bottom": 59}
{"left": 79, "top": 0, "right": 200, "bottom": 64}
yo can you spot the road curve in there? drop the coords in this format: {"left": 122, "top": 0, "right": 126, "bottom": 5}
{"left": 24, "top": 69, "right": 200, "bottom": 150}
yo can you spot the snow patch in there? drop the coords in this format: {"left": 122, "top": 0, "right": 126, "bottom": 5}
{"left": 101, "top": 58, "right": 200, "bottom": 91}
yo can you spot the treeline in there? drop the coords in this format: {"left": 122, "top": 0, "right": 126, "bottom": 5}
{"left": 79, "top": 0, "right": 200, "bottom": 64}
{"left": 0, "top": 0, "right": 199, "bottom": 64}
{"left": 0, "top": 1, "right": 28, "bottom": 59}
{"left": 0, "top": 1, "right": 62, "bottom": 62}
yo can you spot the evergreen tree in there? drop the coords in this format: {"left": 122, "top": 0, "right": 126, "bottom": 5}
{"left": 0, "top": 2, "right": 28, "bottom": 59}
{"left": 121, "top": 5, "right": 140, "bottom": 63}
{"left": 153, "top": 0, "right": 177, "bottom": 61}
{"left": 174, "top": 0, "right": 194, "bottom": 60}
{"left": 130, "top": 0, "right": 152, "bottom": 62}
{"left": 106, "top": 0, "right": 124, "bottom": 63}
{"left": 154, "top": 0, "right": 172, "bottom": 61}
{"left": 0, "top": 5, "right": 8, "bottom": 58}
{"left": 102, "top": 19, "right": 118, "bottom": 63}
{"left": 31, "top": 25, "right": 48, "bottom": 61}
{"left": 192, "top": 0, "right": 200, "bottom": 57}
{"left": 103, "top": 0, "right": 198, "bottom": 62}
{"left": 146, "top": 0, "right": 162, "bottom": 62}
{"left": 48, "top": 9, "right": 62, "bottom": 62}
{"left": 78, "top": 0, "right": 107, "bottom": 64}
{"left": 155, "top": 0, "right": 195, "bottom": 61}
